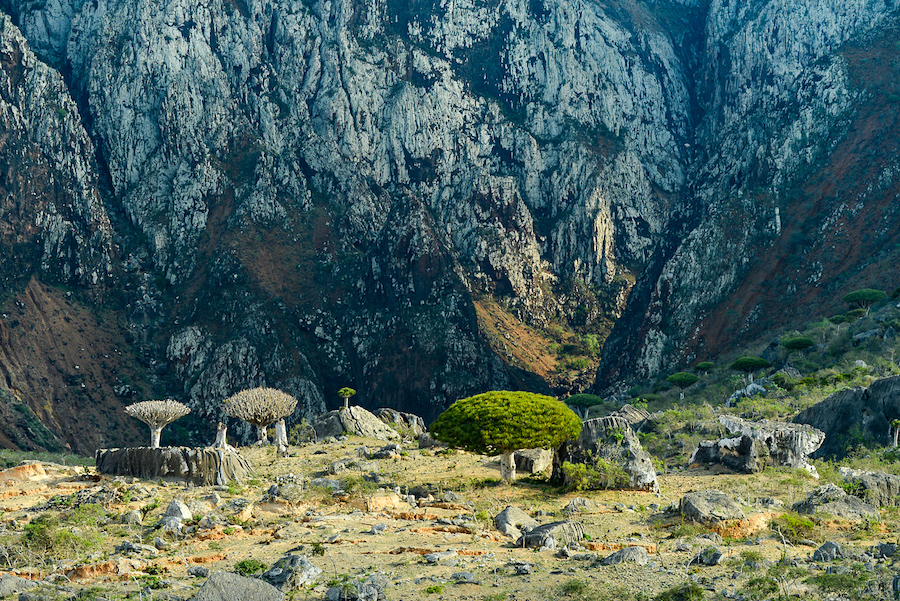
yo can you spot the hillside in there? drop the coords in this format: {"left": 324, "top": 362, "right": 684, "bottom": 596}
{"left": 0, "top": 0, "right": 899, "bottom": 450}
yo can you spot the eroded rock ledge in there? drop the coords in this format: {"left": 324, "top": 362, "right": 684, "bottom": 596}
{"left": 95, "top": 447, "right": 253, "bottom": 486}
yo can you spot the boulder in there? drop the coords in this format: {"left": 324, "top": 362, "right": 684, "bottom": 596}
{"left": 193, "top": 571, "right": 284, "bottom": 601}
{"left": 608, "top": 404, "right": 651, "bottom": 431}
{"left": 553, "top": 416, "right": 658, "bottom": 492}
{"left": 690, "top": 547, "right": 724, "bottom": 566}
{"left": 312, "top": 407, "right": 400, "bottom": 442}
{"left": 680, "top": 490, "right": 745, "bottom": 527}
{"left": 727, "top": 382, "right": 768, "bottom": 404}
{"left": 793, "top": 484, "right": 880, "bottom": 521}
{"left": 794, "top": 375, "right": 900, "bottom": 459}
{"left": 163, "top": 499, "right": 193, "bottom": 522}
{"left": 812, "top": 541, "right": 843, "bottom": 561}
{"left": 262, "top": 555, "right": 322, "bottom": 591}
{"left": 95, "top": 446, "right": 253, "bottom": 486}
{"left": 494, "top": 506, "right": 538, "bottom": 540}
{"left": 0, "top": 574, "right": 38, "bottom": 597}
{"left": 374, "top": 408, "right": 426, "bottom": 437}
{"left": 690, "top": 416, "right": 824, "bottom": 476}
{"left": 513, "top": 449, "right": 552, "bottom": 474}
{"left": 837, "top": 467, "right": 900, "bottom": 507}
{"left": 599, "top": 546, "right": 649, "bottom": 566}
{"left": 516, "top": 521, "right": 585, "bottom": 548}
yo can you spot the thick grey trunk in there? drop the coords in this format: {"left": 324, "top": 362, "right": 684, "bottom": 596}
{"left": 256, "top": 424, "right": 269, "bottom": 445}
{"left": 342, "top": 396, "right": 349, "bottom": 409}
{"left": 893, "top": 426, "right": 899, "bottom": 449}
{"left": 213, "top": 423, "right": 228, "bottom": 448}
{"left": 499, "top": 452, "right": 516, "bottom": 483}
{"left": 150, "top": 427, "right": 162, "bottom": 449}
{"left": 275, "top": 419, "right": 288, "bottom": 457}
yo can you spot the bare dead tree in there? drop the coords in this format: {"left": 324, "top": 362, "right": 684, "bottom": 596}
{"left": 125, "top": 400, "right": 190, "bottom": 448}
{"left": 223, "top": 387, "right": 298, "bottom": 446}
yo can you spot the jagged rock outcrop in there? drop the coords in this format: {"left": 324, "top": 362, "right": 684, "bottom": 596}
{"left": 95, "top": 446, "right": 254, "bottom": 486}
{"left": 793, "top": 483, "right": 880, "bottom": 521}
{"left": 794, "top": 376, "right": 900, "bottom": 459}
{"left": 690, "top": 415, "right": 824, "bottom": 476}
{"left": 681, "top": 490, "right": 746, "bottom": 528}
{"left": 311, "top": 406, "right": 400, "bottom": 442}
{"left": 837, "top": 467, "right": 900, "bottom": 507}
{"left": 553, "top": 416, "right": 658, "bottom": 492}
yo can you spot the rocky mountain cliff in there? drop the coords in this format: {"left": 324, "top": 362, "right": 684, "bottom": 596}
{"left": 0, "top": 0, "right": 898, "bottom": 452}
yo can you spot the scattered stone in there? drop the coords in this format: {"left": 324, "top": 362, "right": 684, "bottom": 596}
{"left": 564, "top": 497, "right": 599, "bottom": 514}
{"left": 553, "top": 416, "right": 659, "bottom": 492}
{"left": 326, "top": 573, "right": 389, "bottom": 600}
{"left": 690, "top": 547, "right": 723, "bottom": 566}
{"left": 451, "top": 571, "right": 477, "bottom": 583}
{"left": 424, "top": 550, "right": 458, "bottom": 565}
{"left": 600, "top": 546, "right": 649, "bottom": 566}
{"left": 309, "top": 478, "right": 342, "bottom": 491}
{"left": 494, "top": 506, "right": 538, "bottom": 540}
{"left": 513, "top": 449, "right": 552, "bottom": 474}
{"left": 813, "top": 541, "right": 843, "bottom": 562}
{"left": 793, "top": 484, "right": 880, "bottom": 521}
{"left": 262, "top": 555, "right": 323, "bottom": 591}
{"left": 727, "top": 382, "right": 768, "bottom": 404}
{"left": 516, "top": 521, "right": 585, "bottom": 549}
{"left": 164, "top": 499, "right": 193, "bottom": 522}
{"left": 122, "top": 510, "right": 142, "bottom": 525}
{"left": 680, "top": 490, "right": 745, "bottom": 527}
{"left": 375, "top": 408, "right": 427, "bottom": 437}
{"left": 872, "top": 542, "right": 897, "bottom": 558}
{"left": 0, "top": 574, "right": 39, "bottom": 597}
{"left": 193, "top": 571, "right": 283, "bottom": 601}
{"left": 154, "top": 537, "right": 169, "bottom": 550}
{"left": 370, "top": 523, "right": 387, "bottom": 535}
{"left": 368, "top": 444, "right": 402, "bottom": 460}
{"left": 509, "top": 560, "right": 534, "bottom": 575}
{"left": 189, "top": 566, "right": 211, "bottom": 578}
{"left": 115, "top": 540, "right": 158, "bottom": 556}
{"left": 418, "top": 432, "right": 446, "bottom": 449}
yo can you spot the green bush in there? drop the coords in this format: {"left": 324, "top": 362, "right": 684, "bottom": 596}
{"left": 561, "top": 459, "right": 629, "bottom": 492}
{"left": 233, "top": 558, "right": 267, "bottom": 576}
{"left": 769, "top": 512, "right": 816, "bottom": 544}
{"left": 653, "top": 582, "right": 704, "bottom": 601}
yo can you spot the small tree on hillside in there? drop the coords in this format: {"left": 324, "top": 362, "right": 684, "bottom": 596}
{"left": 125, "top": 400, "right": 190, "bottom": 448}
{"left": 338, "top": 387, "right": 356, "bottom": 410}
{"left": 730, "top": 357, "right": 771, "bottom": 383}
{"left": 842, "top": 289, "right": 886, "bottom": 315}
{"left": 563, "top": 393, "right": 605, "bottom": 418}
{"left": 430, "top": 391, "right": 582, "bottom": 483}
{"left": 666, "top": 372, "right": 700, "bottom": 400}
{"left": 224, "top": 387, "right": 298, "bottom": 446}
{"left": 694, "top": 362, "right": 715, "bottom": 374}
{"left": 781, "top": 337, "right": 814, "bottom": 352}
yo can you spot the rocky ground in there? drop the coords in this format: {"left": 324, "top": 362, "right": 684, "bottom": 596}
{"left": 0, "top": 438, "right": 897, "bottom": 600}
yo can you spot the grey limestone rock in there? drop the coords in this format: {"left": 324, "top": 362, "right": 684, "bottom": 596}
{"left": 95, "top": 447, "right": 253, "bottom": 486}
{"left": 312, "top": 407, "right": 399, "bottom": 442}
{"left": 680, "top": 490, "right": 746, "bottom": 526}
{"left": 813, "top": 541, "right": 843, "bottom": 562}
{"left": 516, "top": 521, "right": 585, "bottom": 549}
{"left": 193, "top": 571, "right": 284, "bottom": 601}
{"left": 838, "top": 467, "right": 900, "bottom": 507}
{"left": 0, "top": 574, "right": 39, "bottom": 598}
{"left": 262, "top": 555, "right": 323, "bottom": 592}
{"left": 553, "top": 416, "right": 659, "bottom": 492}
{"left": 164, "top": 499, "right": 193, "bottom": 522}
{"left": 690, "top": 416, "right": 824, "bottom": 476}
{"left": 600, "top": 546, "right": 649, "bottom": 566}
{"left": 793, "top": 484, "right": 880, "bottom": 521}
{"left": 494, "top": 506, "right": 538, "bottom": 540}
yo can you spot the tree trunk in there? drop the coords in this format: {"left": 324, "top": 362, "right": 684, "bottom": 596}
{"left": 150, "top": 427, "right": 162, "bottom": 449}
{"left": 256, "top": 424, "right": 269, "bottom": 445}
{"left": 342, "top": 396, "right": 349, "bottom": 409}
{"left": 499, "top": 451, "right": 516, "bottom": 483}
{"left": 893, "top": 426, "right": 899, "bottom": 449}
{"left": 275, "top": 419, "right": 288, "bottom": 457}
{"left": 213, "top": 423, "right": 228, "bottom": 449}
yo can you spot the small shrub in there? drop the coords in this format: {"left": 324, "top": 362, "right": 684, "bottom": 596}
{"left": 560, "top": 579, "right": 587, "bottom": 596}
{"left": 233, "top": 558, "right": 267, "bottom": 576}
{"left": 653, "top": 582, "right": 704, "bottom": 601}
{"left": 770, "top": 512, "right": 816, "bottom": 544}
{"left": 561, "top": 459, "right": 629, "bottom": 492}
{"left": 424, "top": 584, "right": 444, "bottom": 594}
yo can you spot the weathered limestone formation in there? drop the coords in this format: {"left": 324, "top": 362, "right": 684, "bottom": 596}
{"left": 689, "top": 416, "right": 824, "bottom": 476}
{"left": 553, "top": 416, "right": 659, "bottom": 492}
{"left": 837, "top": 467, "right": 900, "bottom": 507}
{"left": 681, "top": 490, "right": 746, "bottom": 527}
{"left": 95, "top": 447, "right": 253, "bottom": 486}
{"left": 375, "top": 408, "right": 427, "bottom": 437}
{"left": 793, "top": 484, "right": 880, "bottom": 521}
{"left": 311, "top": 407, "right": 400, "bottom": 442}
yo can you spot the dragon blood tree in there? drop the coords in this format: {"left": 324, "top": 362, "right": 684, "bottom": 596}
{"left": 223, "top": 387, "right": 298, "bottom": 448}
{"left": 430, "top": 391, "right": 582, "bottom": 483}
{"left": 125, "top": 400, "right": 190, "bottom": 448}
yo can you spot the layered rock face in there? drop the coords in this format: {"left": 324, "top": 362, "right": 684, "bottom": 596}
{"left": 1, "top": 0, "right": 899, "bottom": 449}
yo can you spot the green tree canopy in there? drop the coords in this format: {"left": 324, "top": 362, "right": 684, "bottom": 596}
{"left": 563, "top": 394, "right": 604, "bottom": 409}
{"left": 338, "top": 387, "right": 356, "bottom": 399}
{"left": 781, "top": 336, "right": 814, "bottom": 352}
{"left": 842, "top": 288, "right": 886, "bottom": 314}
{"left": 431, "top": 391, "right": 582, "bottom": 482}
{"left": 666, "top": 372, "right": 700, "bottom": 389}
{"left": 694, "top": 362, "right": 715, "bottom": 373}
{"left": 730, "top": 357, "right": 771, "bottom": 373}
